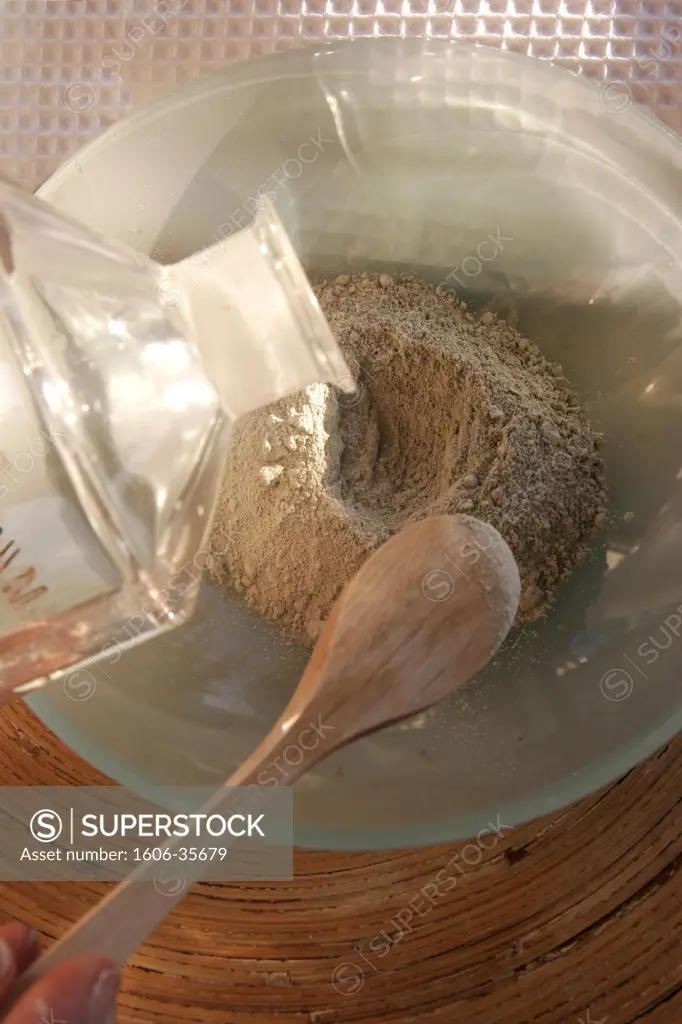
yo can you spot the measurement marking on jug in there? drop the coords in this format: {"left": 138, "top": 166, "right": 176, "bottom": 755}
{"left": 0, "top": 539, "right": 19, "bottom": 573}
{"left": 0, "top": 528, "right": 48, "bottom": 608}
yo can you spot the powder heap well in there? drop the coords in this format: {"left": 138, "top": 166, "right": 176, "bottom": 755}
{"left": 207, "top": 272, "right": 606, "bottom": 643}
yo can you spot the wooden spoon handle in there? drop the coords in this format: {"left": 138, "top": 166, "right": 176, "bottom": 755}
{"left": 0, "top": 753, "right": 307, "bottom": 1009}
{"left": 2, "top": 514, "right": 518, "bottom": 1012}
{"left": 5, "top": 695, "right": 341, "bottom": 1006}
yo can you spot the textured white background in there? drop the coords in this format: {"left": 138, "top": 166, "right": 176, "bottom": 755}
{"left": 1, "top": 0, "right": 682, "bottom": 190}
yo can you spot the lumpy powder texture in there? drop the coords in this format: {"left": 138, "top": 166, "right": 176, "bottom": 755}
{"left": 208, "top": 272, "right": 606, "bottom": 643}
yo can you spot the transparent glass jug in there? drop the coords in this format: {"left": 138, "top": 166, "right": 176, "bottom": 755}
{"left": 0, "top": 179, "right": 348, "bottom": 700}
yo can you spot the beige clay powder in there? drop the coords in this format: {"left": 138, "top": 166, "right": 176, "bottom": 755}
{"left": 207, "top": 272, "right": 606, "bottom": 643}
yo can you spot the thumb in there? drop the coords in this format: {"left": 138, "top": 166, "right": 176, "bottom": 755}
{"left": 4, "top": 957, "right": 118, "bottom": 1024}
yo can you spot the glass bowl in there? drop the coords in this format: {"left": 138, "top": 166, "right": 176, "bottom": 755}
{"left": 31, "top": 37, "right": 682, "bottom": 849}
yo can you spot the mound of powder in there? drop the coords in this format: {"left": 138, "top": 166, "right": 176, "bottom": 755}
{"left": 207, "top": 272, "right": 606, "bottom": 643}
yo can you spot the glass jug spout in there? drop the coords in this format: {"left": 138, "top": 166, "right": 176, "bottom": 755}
{"left": 0, "top": 179, "right": 349, "bottom": 700}
{"left": 164, "top": 199, "right": 351, "bottom": 419}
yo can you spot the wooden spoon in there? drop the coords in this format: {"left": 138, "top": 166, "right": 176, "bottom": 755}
{"left": 4, "top": 514, "right": 519, "bottom": 1005}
